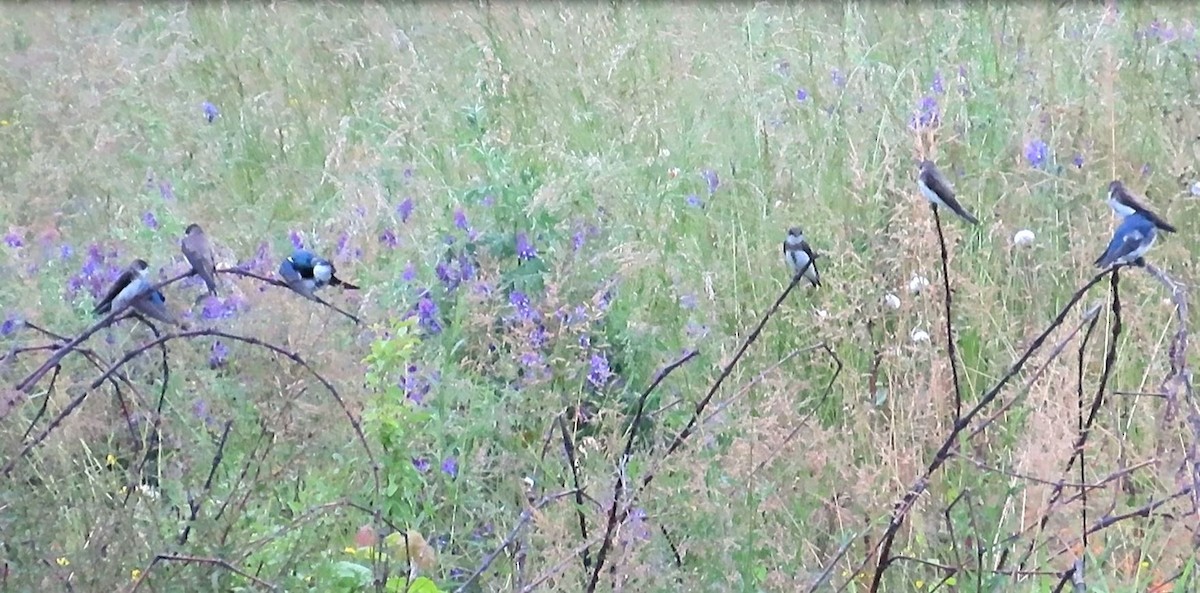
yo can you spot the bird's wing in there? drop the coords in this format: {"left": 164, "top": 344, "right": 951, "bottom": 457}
{"left": 93, "top": 270, "right": 132, "bottom": 314}
{"left": 1095, "top": 230, "right": 1146, "bottom": 266}
{"left": 278, "top": 259, "right": 303, "bottom": 284}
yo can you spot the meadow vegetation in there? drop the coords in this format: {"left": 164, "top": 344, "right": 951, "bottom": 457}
{"left": 1, "top": 3, "right": 1199, "bottom": 591}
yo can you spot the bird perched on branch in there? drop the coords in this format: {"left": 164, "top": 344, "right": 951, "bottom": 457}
{"left": 1106, "top": 180, "right": 1176, "bottom": 233}
{"left": 783, "top": 227, "right": 821, "bottom": 287}
{"left": 93, "top": 258, "right": 181, "bottom": 326}
{"left": 917, "top": 159, "right": 979, "bottom": 225}
{"left": 181, "top": 223, "right": 218, "bottom": 297}
{"left": 278, "top": 249, "right": 359, "bottom": 301}
{"left": 1094, "top": 211, "right": 1158, "bottom": 269}
{"left": 94, "top": 259, "right": 152, "bottom": 316}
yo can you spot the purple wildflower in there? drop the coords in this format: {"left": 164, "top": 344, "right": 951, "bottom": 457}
{"left": 1024, "top": 139, "right": 1049, "bottom": 169}
{"left": 4, "top": 232, "right": 23, "bottom": 248}
{"left": 397, "top": 198, "right": 414, "bottom": 223}
{"left": 288, "top": 230, "right": 304, "bottom": 250}
{"left": 685, "top": 194, "right": 704, "bottom": 208}
{"left": 380, "top": 228, "right": 398, "bottom": 248}
{"left": 701, "top": 169, "right": 720, "bottom": 195}
{"left": 572, "top": 228, "right": 587, "bottom": 251}
{"left": 1072, "top": 153, "right": 1084, "bottom": 169}
{"left": 401, "top": 262, "right": 416, "bottom": 282}
{"left": 831, "top": 68, "right": 846, "bottom": 88}
{"left": 209, "top": 341, "right": 229, "bottom": 369}
{"left": 440, "top": 457, "right": 458, "bottom": 478}
{"left": 158, "top": 181, "right": 174, "bottom": 201}
{"left": 453, "top": 208, "right": 470, "bottom": 232}
{"left": 435, "top": 260, "right": 459, "bottom": 291}
{"left": 510, "top": 291, "right": 538, "bottom": 323}
{"left": 910, "top": 96, "right": 940, "bottom": 129}
{"left": 520, "top": 350, "right": 543, "bottom": 370}
{"left": 416, "top": 296, "right": 442, "bottom": 335}
{"left": 795, "top": 88, "right": 809, "bottom": 102}
{"left": 1, "top": 315, "right": 20, "bottom": 337}
{"left": 412, "top": 458, "right": 431, "bottom": 473}
{"left": 515, "top": 232, "right": 538, "bottom": 261}
{"left": 59, "top": 244, "right": 73, "bottom": 260}
{"left": 201, "top": 101, "right": 219, "bottom": 123}
{"left": 529, "top": 325, "right": 548, "bottom": 349}
{"left": 458, "top": 253, "right": 475, "bottom": 281}
{"left": 141, "top": 211, "right": 159, "bottom": 230}
{"left": 481, "top": 194, "right": 495, "bottom": 207}
{"left": 931, "top": 71, "right": 945, "bottom": 94}
{"left": 587, "top": 353, "right": 612, "bottom": 387}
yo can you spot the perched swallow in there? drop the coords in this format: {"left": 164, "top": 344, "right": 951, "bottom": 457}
{"left": 917, "top": 160, "right": 980, "bottom": 225}
{"left": 278, "top": 249, "right": 359, "bottom": 301}
{"left": 783, "top": 227, "right": 821, "bottom": 287}
{"left": 181, "top": 223, "right": 218, "bottom": 297}
{"left": 93, "top": 259, "right": 151, "bottom": 315}
{"left": 1106, "top": 180, "right": 1176, "bottom": 233}
{"left": 1094, "top": 211, "right": 1157, "bottom": 269}
{"left": 132, "top": 289, "right": 180, "bottom": 326}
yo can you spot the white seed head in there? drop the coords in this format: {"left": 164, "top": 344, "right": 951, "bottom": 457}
{"left": 1191, "top": 181, "right": 1200, "bottom": 197}
{"left": 1013, "top": 229, "right": 1035, "bottom": 247}
{"left": 910, "top": 329, "right": 930, "bottom": 343}
{"left": 815, "top": 309, "right": 829, "bottom": 319}
{"left": 908, "top": 274, "right": 930, "bottom": 294}
{"left": 883, "top": 293, "right": 901, "bottom": 310}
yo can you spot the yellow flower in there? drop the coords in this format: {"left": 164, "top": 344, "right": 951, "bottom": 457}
{"left": 56, "top": 557, "right": 69, "bottom": 567}
{"left": 106, "top": 454, "right": 118, "bottom": 468}
{"left": 0, "top": 120, "right": 9, "bottom": 126}
{"left": 131, "top": 569, "right": 142, "bottom": 580}
{"left": 343, "top": 547, "right": 359, "bottom": 556}
{"left": 914, "top": 580, "right": 925, "bottom": 589}
{"left": 1141, "top": 559, "right": 1151, "bottom": 569}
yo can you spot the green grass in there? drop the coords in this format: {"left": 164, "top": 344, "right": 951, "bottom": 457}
{"left": 2, "top": 3, "right": 1199, "bottom": 592}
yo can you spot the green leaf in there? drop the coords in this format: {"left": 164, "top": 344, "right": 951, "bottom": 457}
{"left": 330, "top": 561, "right": 372, "bottom": 587}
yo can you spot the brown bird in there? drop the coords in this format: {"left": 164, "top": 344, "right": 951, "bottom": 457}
{"left": 181, "top": 223, "right": 218, "bottom": 297}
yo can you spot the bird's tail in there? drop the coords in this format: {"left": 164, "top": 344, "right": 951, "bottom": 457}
{"left": 332, "top": 277, "right": 359, "bottom": 290}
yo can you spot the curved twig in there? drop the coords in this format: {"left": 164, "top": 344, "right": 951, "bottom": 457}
{"left": 217, "top": 268, "right": 360, "bottom": 324}
{"left": 862, "top": 266, "right": 1115, "bottom": 592}
{"left": 586, "top": 348, "right": 699, "bottom": 593}
{"left": 3, "top": 329, "right": 380, "bottom": 501}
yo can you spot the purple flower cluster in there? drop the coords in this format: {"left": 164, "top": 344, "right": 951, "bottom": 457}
{"left": 397, "top": 198, "right": 414, "bottom": 223}
{"left": 701, "top": 169, "right": 720, "bottom": 195}
{"left": 209, "top": 341, "right": 229, "bottom": 369}
{"left": 288, "top": 230, "right": 305, "bottom": 250}
{"left": 1, "top": 314, "right": 21, "bottom": 337}
{"left": 587, "top": 353, "right": 612, "bottom": 388}
{"left": 236, "top": 242, "right": 273, "bottom": 275}
{"left": 1024, "top": 139, "right": 1049, "bottom": 169}
{"left": 202, "top": 101, "right": 220, "bottom": 123}
{"left": 142, "top": 211, "right": 159, "bottom": 230}
{"left": 66, "top": 244, "right": 125, "bottom": 300}
{"left": 411, "top": 455, "right": 458, "bottom": 478}
{"left": 4, "top": 230, "right": 24, "bottom": 248}
{"left": 515, "top": 232, "right": 538, "bottom": 261}
{"left": 400, "top": 364, "right": 438, "bottom": 404}
{"left": 200, "top": 295, "right": 249, "bottom": 320}
{"left": 411, "top": 294, "right": 442, "bottom": 335}
{"left": 909, "top": 96, "right": 940, "bottom": 130}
